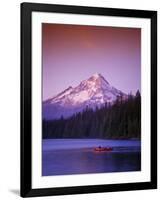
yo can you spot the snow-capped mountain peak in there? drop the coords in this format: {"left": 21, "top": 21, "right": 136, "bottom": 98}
{"left": 43, "top": 73, "right": 127, "bottom": 119}
{"left": 90, "top": 73, "right": 105, "bottom": 81}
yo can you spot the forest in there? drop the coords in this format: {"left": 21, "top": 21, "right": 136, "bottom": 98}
{"left": 43, "top": 90, "right": 141, "bottom": 139}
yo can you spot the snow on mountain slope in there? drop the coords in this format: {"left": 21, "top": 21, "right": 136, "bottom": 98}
{"left": 43, "top": 73, "right": 127, "bottom": 119}
{"left": 44, "top": 86, "right": 73, "bottom": 104}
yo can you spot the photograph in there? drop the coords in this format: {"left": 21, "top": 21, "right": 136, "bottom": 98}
{"left": 21, "top": 3, "right": 157, "bottom": 197}
{"left": 42, "top": 23, "right": 141, "bottom": 176}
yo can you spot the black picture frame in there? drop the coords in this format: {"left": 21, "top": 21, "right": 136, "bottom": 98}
{"left": 21, "top": 2, "right": 157, "bottom": 197}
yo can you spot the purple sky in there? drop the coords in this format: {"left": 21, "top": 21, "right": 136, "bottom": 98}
{"left": 42, "top": 23, "right": 141, "bottom": 100}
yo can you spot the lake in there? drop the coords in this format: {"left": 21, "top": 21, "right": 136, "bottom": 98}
{"left": 42, "top": 139, "right": 141, "bottom": 176}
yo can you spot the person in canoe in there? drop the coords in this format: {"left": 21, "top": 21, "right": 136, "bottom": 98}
{"left": 94, "top": 146, "right": 113, "bottom": 152}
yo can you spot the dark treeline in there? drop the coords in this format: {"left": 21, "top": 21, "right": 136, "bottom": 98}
{"left": 43, "top": 90, "right": 141, "bottom": 139}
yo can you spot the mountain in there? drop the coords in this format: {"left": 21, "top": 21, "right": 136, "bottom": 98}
{"left": 43, "top": 73, "right": 127, "bottom": 119}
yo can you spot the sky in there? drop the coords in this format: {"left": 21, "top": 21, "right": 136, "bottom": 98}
{"left": 42, "top": 23, "right": 141, "bottom": 100}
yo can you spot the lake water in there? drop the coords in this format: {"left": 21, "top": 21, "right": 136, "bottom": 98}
{"left": 42, "top": 139, "right": 141, "bottom": 176}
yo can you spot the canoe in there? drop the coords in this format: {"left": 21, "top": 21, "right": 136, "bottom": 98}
{"left": 94, "top": 147, "right": 113, "bottom": 152}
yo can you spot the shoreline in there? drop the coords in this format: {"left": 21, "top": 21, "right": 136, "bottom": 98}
{"left": 43, "top": 138, "right": 141, "bottom": 141}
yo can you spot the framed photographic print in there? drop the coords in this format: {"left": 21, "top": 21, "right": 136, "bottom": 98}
{"left": 21, "top": 2, "right": 157, "bottom": 197}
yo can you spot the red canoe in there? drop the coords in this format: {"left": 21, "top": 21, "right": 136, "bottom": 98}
{"left": 94, "top": 147, "right": 113, "bottom": 152}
